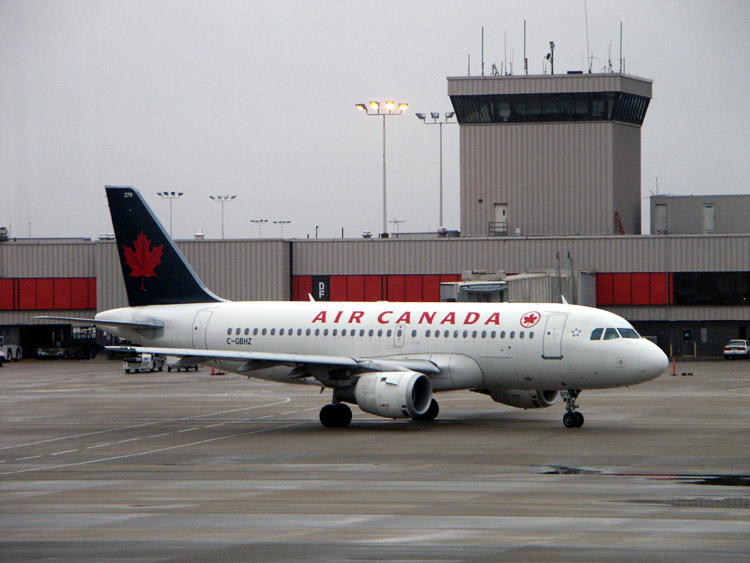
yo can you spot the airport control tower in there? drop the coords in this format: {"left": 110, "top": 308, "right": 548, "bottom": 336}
{"left": 448, "top": 73, "right": 652, "bottom": 236}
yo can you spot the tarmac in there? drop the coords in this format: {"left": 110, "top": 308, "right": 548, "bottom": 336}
{"left": 1, "top": 358, "right": 749, "bottom": 562}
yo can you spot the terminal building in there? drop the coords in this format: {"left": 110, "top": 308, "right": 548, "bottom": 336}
{"left": 1, "top": 72, "right": 748, "bottom": 358}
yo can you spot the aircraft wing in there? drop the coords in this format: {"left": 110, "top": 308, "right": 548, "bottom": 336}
{"left": 105, "top": 346, "right": 440, "bottom": 376}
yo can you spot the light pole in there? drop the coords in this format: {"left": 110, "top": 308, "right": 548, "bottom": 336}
{"left": 416, "top": 112, "right": 456, "bottom": 228}
{"left": 356, "top": 100, "right": 408, "bottom": 237}
{"left": 273, "top": 220, "right": 291, "bottom": 237}
{"left": 209, "top": 195, "right": 236, "bottom": 239}
{"left": 251, "top": 219, "right": 268, "bottom": 238}
{"left": 156, "top": 191, "right": 183, "bottom": 236}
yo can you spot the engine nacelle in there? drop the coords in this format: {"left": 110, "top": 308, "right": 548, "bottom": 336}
{"left": 488, "top": 389, "right": 559, "bottom": 409}
{"left": 354, "top": 371, "right": 433, "bottom": 419}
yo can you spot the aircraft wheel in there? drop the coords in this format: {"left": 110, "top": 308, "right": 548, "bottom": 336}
{"left": 320, "top": 403, "right": 352, "bottom": 428}
{"left": 574, "top": 412, "right": 585, "bottom": 428}
{"left": 414, "top": 399, "right": 439, "bottom": 421}
{"left": 563, "top": 412, "right": 576, "bottom": 428}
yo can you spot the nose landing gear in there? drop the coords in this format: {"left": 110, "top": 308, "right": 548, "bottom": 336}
{"left": 561, "top": 389, "right": 584, "bottom": 428}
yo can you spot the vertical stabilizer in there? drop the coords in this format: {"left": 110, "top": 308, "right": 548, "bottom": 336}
{"left": 105, "top": 186, "right": 223, "bottom": 306}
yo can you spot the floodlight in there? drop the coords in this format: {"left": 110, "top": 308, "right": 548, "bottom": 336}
{"left": 369, "top": 101, "right": 380, "bottom": 111}
{"left": 445, "top": 112, "right": 455, "bottom": 119}
{"left": 385, "top": 100, "right": 395, "bottom": 111}
{"left": 431, "top": 112, "right": 440, "bottom": 120}
{"left": 398, "top": 103, "right": 408, "bottom": 112}
{"left": 415, "top": 113, "right": 426, "bottom": 120}
{"left": 356, "top": 103, "right": 367, "bottom": 111}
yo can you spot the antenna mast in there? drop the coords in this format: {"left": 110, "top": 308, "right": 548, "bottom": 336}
{"left": 584, "top": 0, "right": 592, "bottom": 72}
{"left": 619, "top": 22, "right": 623, "bottom": 73}
{"left": 481, "top": 26, "right": 485, "bottom": 77}
{"left": 523, "top": 20, "right": 528, "bottom": 75}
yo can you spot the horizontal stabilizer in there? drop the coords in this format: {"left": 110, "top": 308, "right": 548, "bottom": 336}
{"left": 35, "top": 316, "right": 165, "bottom": 331}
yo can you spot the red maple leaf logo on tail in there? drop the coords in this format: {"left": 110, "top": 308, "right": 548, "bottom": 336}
{"left": 123, "top": 231, "right": 163, "bottom": 290}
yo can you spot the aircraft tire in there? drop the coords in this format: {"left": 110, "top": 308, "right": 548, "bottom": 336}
{"left": 574, "top": 412, "right": 584, "bottom": 427}
{"left": 320, "top": 403, "right": 352, "bottom": 428}
{"left": 563, "top": 412, "right": 576, "bottom": 428}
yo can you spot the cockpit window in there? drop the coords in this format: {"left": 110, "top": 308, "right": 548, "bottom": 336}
{"left": 590, "top": 328, "right": 603, "bottom": 340}
{"left": 603, "top": 328, "right": 620, "bottom": 340}
{"left": 617, "top": 327, "right": 640, "bottom": 339}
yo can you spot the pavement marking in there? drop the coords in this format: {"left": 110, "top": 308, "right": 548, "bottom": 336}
{"left": 16, "top": 455, "right": 43, "bottom": 461}
{"left": 51, "top": 449, "right": 77, "bottom": 456}
{"left": 205, "top": 423, "right": 225, "bottom": 428}
{"left": 178, "top": 427, "right": 198, "bottom": 433}
{"left": 0, "top": 398, "right": 293, "bottom": 451}
{"left": 0, "top": 421, "right": 307, "bottom": 475}
{"left": 86, "top": 443, "right": 111, "bottom": 449}
{"left": 148, "top": 433, "right": 171, "bottom": 438}
{"left": 117, "top": 438, "right": 141, "bottom": 443}
{"left": 257, "top": 414, "right": 275, "bottom": 419}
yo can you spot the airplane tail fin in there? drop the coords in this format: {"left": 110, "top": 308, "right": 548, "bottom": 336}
{"left": 105, "top": 186, "right": 223, "bottom": 307}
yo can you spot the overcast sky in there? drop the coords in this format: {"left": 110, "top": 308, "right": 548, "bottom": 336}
{"left": 2, "top": 0, "right": 749, "bottom": 240}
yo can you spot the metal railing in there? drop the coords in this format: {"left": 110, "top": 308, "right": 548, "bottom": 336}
{"left": 488, "top": 221, "right": 508, "bottom": 236}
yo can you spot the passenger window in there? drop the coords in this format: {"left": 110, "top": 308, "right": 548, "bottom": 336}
{"left": 463, "top": 330, "right": 468, "bottom": 338}
{"left": 481, "top": 331, "right": 487, "bottom": 338}
{"left": 324, "top": 329, "right": 329, "bottom": 336}
{"left": 227, "top": 328, "right": 232, "bottom": 336}
{"left": 426, "top": 330, "right": 431, "bottom": 337}
{"left": 306, "top": 328, "right": 311, "bottom": 336}
{"left": 332, "top": 329, "right": 338, "bottom": 336}
{"left": 244, "top": 328, "right": 250, "bottom": 336}
{"left": 519, "top": 331, "right": 524, "bottom": 339}
{"left": 261, "top": 328, "right": 267, "bottom": 336}
{"left": 444, "top": 330, "right": 450, "bottom": 338}
{"left": 435, "top": 330, "right": 440, "bottom": 338}
{"left": 235, "top": 328, "right": 241, "bottom": 335}
{"left": 529, "top": 331, "right": 534, "bottom": 339}
{"left": 314, "top": 328, "right": 320, "bottom": 336}
{"left": 360, "top": 329, "right": 365, "bottom": 337}
{"left": 254, "top": 328, "right": 259, "bottom": 336}
{"left": 472, "top": 331, "right": 478, "bottom": 338}
{"left": 298, "top": 329, "right": 303, "bottom": 336}
{"left": 510, "top": 331, "right": 515, "bottom": 339}
{"left": 387, "top": 330, "right": 393, "bottom": 337}
{"left": 490, "top": 331, "right": 496, "bottom": 338}
{"left": 368, "top": 329, "right": 374, "bottom": 337}
{"left": 270, "top": 328, "right": 276, "bottom": 335}
{"left": 411, "top": 330, "right": 417, "bottom": 337}
{"left": 342, "top": 329, "right": 347, "bottom": 336}
{"left": 590, "top": 328, "right": 604, "bottom": 340}
{"left": 377, "top": 329, "right": 383, "bottom": 337}
{"left": 603, "top": 328, "right": 620, "bottom": 340}
{"left": 500, "top": 331, "right": 506, "bottom": 339}
{"left": 279, "top": 329, "right": 284, "bottom": 336}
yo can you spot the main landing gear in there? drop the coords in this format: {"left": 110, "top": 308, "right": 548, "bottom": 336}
{"left": 561, "top": 389, "right": 584, "bottom": 428}
{"left": 319, "top": 402, "right": 352, "bottom": 428}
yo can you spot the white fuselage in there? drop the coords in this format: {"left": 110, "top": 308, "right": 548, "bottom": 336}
{"left": 97, "top": 300, "right": 668, "bottom": 392}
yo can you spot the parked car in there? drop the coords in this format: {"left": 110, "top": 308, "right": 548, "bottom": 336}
{"left": 723, "top": 339, "right": 750, "bottom": 359}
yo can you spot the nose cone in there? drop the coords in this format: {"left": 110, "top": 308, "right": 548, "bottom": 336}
{"left": 638, "top": 342, "right": 669, "bottom": 381}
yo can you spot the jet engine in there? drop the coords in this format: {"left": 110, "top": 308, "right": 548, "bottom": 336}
{"left": 353, "top": 371, "right": 433, "bottom": 419}
{"left": 487, "top": 389, "right": 559, "bottom": 409}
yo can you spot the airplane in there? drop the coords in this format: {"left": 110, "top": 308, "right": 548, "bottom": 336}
{"left": 39, "top": 186, "right": 669, "bottom": 429}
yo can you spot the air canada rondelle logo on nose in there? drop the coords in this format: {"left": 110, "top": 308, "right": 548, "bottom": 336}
{"left": 520, "top": 311, "right": 541, "bottom": 328}
{"left": 123, "top": 231, "right": 163, "bottom": 290}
